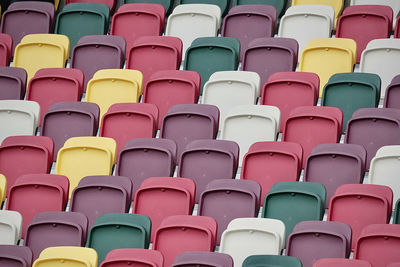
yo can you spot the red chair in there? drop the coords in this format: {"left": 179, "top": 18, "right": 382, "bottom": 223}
{"left": 100, "top": 248, "right": 164, "bottom": 267}
{"left": 0, "top": 33, "right": 12, "bottom": 66}
{"left": 313, "top": 258, "right": 372, "bottom": 267}
{"left": 65, "top": 0, "right": 116, "bottom": 13}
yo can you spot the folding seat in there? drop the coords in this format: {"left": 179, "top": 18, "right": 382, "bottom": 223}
{"left": 6, "top": 174, "right": 69, "bottom": 238}
{"left": 304, "top": 143, "right": 366, "bottom": 207}
{"left": 0, "top": 245, "right": 33, "bottom": 267}
{"left": 153, "top": 215, "right": 217, "bottom": 267}
{"left": 0, "top": 210, "right": 22, "bottom": 245}
{"left": 336, "top": 5, "right": 392, "bottom": 63}
{"left": 242, "top": 37, "right": 298, "bottom": 86}
{"left": 221, "top": 105, "right": 280, "bottom": 165}
{"left": 99, "top": 103, "right": 158, "bottom": 155}
{"left": 55, "top": 136, "right": 117, "bottom": 197}
{"left": 261, "top": 71, "right": 319, "bottom": 132}
{"left": 0, "top": 1, "right": 54, "bottom": 52}
{"left": 243, "top": 255, "right": 302, "bottom": 267}
{"left": 0, "top": 33, "right": 12, "bottom": 66}
{"left": 178, "top": 139, "right": 239, "bottom": 202}
{"left": 198, "top": 179, "right": 261, "bottom": 244}
{"left": 351, "top": 0, "right": 400, "bottom": 29}
{"left": 85, "top": 69, "right": 143, "bottom": 120}
{"left": 360, "top": 39, "right": 400, "bottom": 98}
{"left": 184, "top": 37, "right": 240, "bottom": 92}
{"left": 166, "top": 4, "right": 221, "bottom": 58}
{"left": 33, "top": 246, "right": 98, "bottom": 267}
{"left": 344, "top": 108, "right": 400, "bottom": 169}
{"left": 160, "top": 104, "right": 219, "bottom": 159}
{"left": 278, "top": 5, "right": 334, "bottom": 54}
{"left": 202, "top": 71, "right": 260, "bottom": 129}
{"left": 65, "top": 0, "right": 116, "bottom": 13}
{"left": 132, "top": 177, "right": 195, "bottom": 241}
{"left": 86, "top": 213, "right": 151, "bottom": 264}
{"left": 173, "top": 252, "right": 233, "bottom": 267}
{"left": 231, "top": 0, "right": 286, "bottom": 18}
{"left": 0, "top": 66, "right": 26, "bottom": 100}
{"left": 282, "top": 106, "right": 343, "bottom": 168}
{"left": 41, "top": 102, "right": 99, "bottom": 161}
{"left": 291, "top": 0, "right": 344, "bottom": 27}
{"left": 71, "top": 35, "right": 126, "bottom": 89}
{"left": 299, "top": 38, "right": 356, "bottom": 97}
{"left": 241, "top": 141, "right": 303, "bottom": 205}
{"left": 142, "top": 70, "right": 200, "bottom": 129}
{"left": 122, "top": 0, "right": 173, "bottom": 15}
{"left": 100, "top": 248, "right": 164, "bottom": 267}
{"left": 221, "top": 5, "right": 277, "bottom": 60}
{"left": 13, "top": 34, "right": 69, "bottom": 81}
{"left": 262, "top": 181, "right": 326, "bottom": 241}
{"left": 384, "top": 74, "right": 400, "bottom": 108}
{"left": 55, "top": 3, "right": 110, "bottom": 54}
{"left": 24, "top": 211, "right": 88, "bottom": 260}
{"left": 322, "top": 72, "right": 381, "bottom": 133}
{"left": 354, "top": 224, "right": 400, "bottom": 267}
{"left": 0, "top": 136, "right": 53, "bottom": 195}
{"left": 328, "top": 184, "right": 393, "bottom": 250}
{"left": 110, "top": 3, "right": 165, "bottom": 48}
{"left": 0, "top": 174, "right": 5, "bottom": 207}
{"left": 313, "top": 258, "right": 372, "bottom": 267}
{"left": 220, "top": 218, "right": 285, "bottom": 267}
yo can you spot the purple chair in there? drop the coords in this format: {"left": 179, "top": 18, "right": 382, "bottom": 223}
{"left": 286, "top": 221, "right": 352, "bottom": 267}
{"left": 198, "top": 179, "right": 261, "bottom": 244}
{"left": 0, "top": 245, "right": 33, "bottom": 267}
{"left": 0, "top": 67, "right": 26, "bottom": 100}
{"left": 71, "top": 35, "right": 126, "bottom": 89}
{"left": 242, "top": 37, "right": 299, "bottom": 85}
{"left": 384, "top": 74, "right": 400, "bottom": 109}
{"left": 178, "top": 139, "right": 239, "bottom": 202}
{"left": 222, "top": 5, "right": 277, "bottom": 61}
{"left": 116, "top": 138, "right": 177, "bottom": 196}
{"left": 160, "top": 104, "right": 220, "bottom": 160}
{"left": 303, "top": 143, "right": 366, "bottom": 207}
{"left": 41, "top": 101, "right": 100, "bottom": 161}
{"left": 69, "top": 175, "right": 133, "bottom": 228}
{"left": 313, "top": 258, "right": 372, "bottom": 267}
{"left": 345, "top": 108, "right": 400, "bottom": 170}
{"left": 24, "top": 211, "right": 88, "bottom": 260}
{"left": 172, "top": 251, "right": 234, "bottom": 267}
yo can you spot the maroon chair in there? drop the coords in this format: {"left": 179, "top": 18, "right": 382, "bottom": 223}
{"left": 384, "top": 74, "right": 400, "bottom": 109}
{"left": 0, "top": 245, "right": 33, "bottom": 267}
{"left": 0, "top": 66, "right": 27, "bottom": 100}
{"left": 172, "top": 251, "right": 234, "bottom": 267}
{"left": 65, "top": 0, "right": 116, "bottom": 13}
{"left": 313, "top": 258, "right": 372, "bottom": 267}
{"left": 0, "top": 33, "right": 12, "bottom": 66}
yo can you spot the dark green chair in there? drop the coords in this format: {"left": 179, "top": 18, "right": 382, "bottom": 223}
{"left": 176, "top": 0, "right": 229, "bottom": 16}
{"left": 232, "top": 0, "right": 287, "bottom": 18}
{"left": 122, "top": 0, "right": 172, "bottom": 14}
{"left": 184, "top": 36, "right": 240, "bottom": 94}
{"left": 86, "top": 213, "right": 151, "bottom": 263}
{"left": 261, "top": 181, "right": 326, "bottom": 242}
{"left": 321, "top": 72, "right": 381, "bottom": 133}
{"left": 55, "top": 3, "right": 110, "bottom": 55}
{"left": 243, "top": 255, "right": 302, "bottom": 267}
{"left": 393, "top": 198, "right": 400, "bottom": 224}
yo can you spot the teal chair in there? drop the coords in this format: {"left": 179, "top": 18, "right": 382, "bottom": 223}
{"left": 232, "top": 0, "right": 287, "bottom": 18}
{"left": 243, "top": 255, "right": 302, "bottom": 267}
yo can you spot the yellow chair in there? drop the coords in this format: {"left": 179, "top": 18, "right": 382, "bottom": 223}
{"left": 13, "top": 34, "right": 70, "bottom": 81}
{"left": 299, "top": 38, "right": 356, "bottom": 97}
{"left": 55, "top": 136, "right": 117, "bottom": 197}
{"left": 0, "top": 174, "right": 6, "bottom": 206}
{"left": 86, "top": 69, "right": 143, "bottom": 120}
{"left": 33, "top": 246, "right": 98, "bottom": 267}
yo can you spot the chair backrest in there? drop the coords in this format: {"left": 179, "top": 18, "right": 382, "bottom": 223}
{"left": 100, "top": 248, "right": 164, "bottom": 267}
{"left": 123, "top": 0, "right": 173, "bottom": 14}
{"left": 384, "top": 74, "right": 400, "bottom": 108}
{"left": 291, "top": 0, "right": 344, "bottom": 26}
{"left": 232, "top": 0, "right": 286, "bottom": 18}
{"left": 33, "top": 246, "right": 98, "bottom": 267}
{"left": 0, "top": 210, "right": 22, "bottom": 245}
{"left": 0, "top": 66, "right": 26, "bottom": 100}
{"left": 243, "top": 255, "right": 302, "bottom": 267}
{"left": 172, "top": 251, "right": 234, "bottom": 267}
{"left": 313, "top": 258, "right": 373, "bottom": 267}
{"left": 0, "top": 33, "right": 12, "bottom": 66}
{"left": 0, "top": 245, "right": 33, "bottom": 267}
{"left": 352, "top": 0, "right": 399, "bottom": 30}
{"left": 65, "top": 0, "right": 116, "bottom": 13}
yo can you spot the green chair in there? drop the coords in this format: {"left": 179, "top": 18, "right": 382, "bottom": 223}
{"left": 321, "top": 72, "right": 381, "bottom": 133}
{"left": 232, "top": 0, "right": 287, "bottom": 18}
{"left": 243, "top": 255, "right": 302, "bottom": 267}
{"left": 262, "top": 181, "right": 326, "bottom": 242}
{"left": 122, "top": 0, "right": 173, "bottom": 14}
{"left": 184, "top": 36, "right": 240, "bottom": 94}
{"left": 393, "top": 198, "right": 400, "bottom": 224}
{"left": 55, "top": 3, "right": 110, "bottom": 55}
{"left": 176, "top": 0, "right": 229, "bottom": 16}
{"left": 86, "top": 213, "right": 151, "bottom": 264}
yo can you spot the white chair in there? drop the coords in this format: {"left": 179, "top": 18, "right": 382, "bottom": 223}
{"left": 0, "top": 210, "right": 22, "bottom": 245}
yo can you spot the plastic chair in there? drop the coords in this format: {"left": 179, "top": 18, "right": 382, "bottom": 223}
{"left": 384, "top": 74, "right": 400, "bottom": 109}
{"left": 0, "top": 210, "right": 22, "bottom": 245}
{"left": 116, "top": 138, "right": 177, "bottom": 195}
{"left": 0, "top": 66, "right": 26, "bottom": 100}
{"left": 0, "top": 245, "right": 33, "bottom": 267}
{"left": 0, "top": 174, "right": 5, "bottom": 207}
{"left": 328, "top": 184, "right": 393, "bottom": 250}
{"left": 242, "top": 37, "right": 299, "bottom": 86}
{"left": 198, "top": 179, "right": 261, "bottom": 244}
{"left": 221, "top": 5, "right": 277, "bottom": 60}
{"left": 160, "top": 104, "right": 219, "bottom": 159}
{"left": 99, "top": 103, "right": 158, "bottom": 155}
{"left": 100, "top": 248, "right": 164, "bottom": 267}
{"left": 110, "top": 3, "right": 165, "bottom": 48}
{"left": 232, "top": 0, "right": 286, "bottom": 18}
{"left": 243, "top": 255, "right": 302, "bottom": 267}
{"left": 24, "top": 211, "right": 88, "bottom": 260}
{"left": 122, "top": 0, "right": 172, "bottom": 15}
{"left": 241, "top": 141, "right": 303, "bottom": 205}
{"left": 261, "top": 71, "right": 319, "bottom": 132}
{"left": 142, "top": 70, "right": 200, "bottom": 129}
{"left": 32, "top": 246, "right": 98, "bottom": 267}
{"left": 65, "top": 0, "right": 116, "bottom": 13}
{"left": 172, "top": 251, "right": 233, "bottom": 267}
{"left": 0, "top": 33, "right": 12, "bottom": 66}
{"left": 352, "top": 0, "right": 400, "bottom": 30}
{"left": 71, "top": 35, "right": 126, "bottom": 89}
{"left": 86, "top": 213, "right": 151, "bottom": 264}
{"left": 132, "top": 177, "right": 195, "bottom": 241}
{"left": 220, "top": 218, "right": 285, "bottom": 267}
{"left": 178, "top": 139, "right": 239, "bottom": 202}
{"left": 344, "top": 108, "right": 400, "bottom": 170}
{"left": 313, "top": 258, "right": 372, "bottom": 267}
{"left": 304, "top": 143, "right": 367, "bottom": 207}
{"left": 262, "top": 181, "right": 326, "bottom": 241}
{"left": 291, "top": 0, "right": 344, "bottom": 27}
